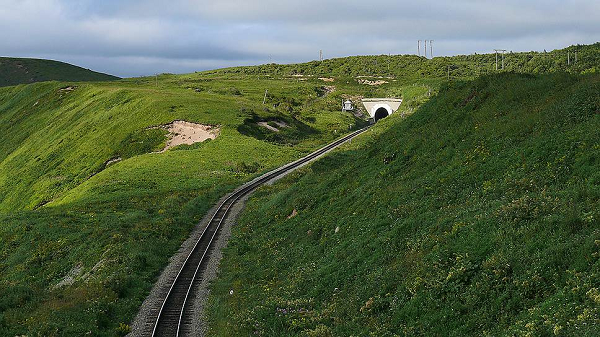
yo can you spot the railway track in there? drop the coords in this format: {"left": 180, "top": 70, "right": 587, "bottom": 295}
{"left": 150, "top": 126, "right": 370, "bottom": 336}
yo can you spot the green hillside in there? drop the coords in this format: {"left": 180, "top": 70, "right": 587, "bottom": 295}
{"left": 214, "top": 43, "right": 600, "bottom": 80}
{"left": 0, "top": 57, "right": 119, "bottom": 87}
{"left": 0, "top": 71, "right": 400, "bottom": 335}
{"left": 206, "top": 73, "right": 600, "bottom": 336}
{"left": 0, "top": 43, "right": 598, "bottom": 336}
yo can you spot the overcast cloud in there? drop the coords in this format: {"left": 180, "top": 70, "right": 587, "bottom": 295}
{"left": 1, "top": 0, "right": 598, "bottom": 77}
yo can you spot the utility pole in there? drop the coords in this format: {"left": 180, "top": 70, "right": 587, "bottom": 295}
{"left": 495, "top": 51, "right": 498, "bottom": 70}
{"left": 430, "top": 40, "right": 434, "bottom": 58}
{"left": 418, "top": 40, "right": 421, "bottom": 56}
{"left": 494, "top": 49, "right": 507, "bottom": 70}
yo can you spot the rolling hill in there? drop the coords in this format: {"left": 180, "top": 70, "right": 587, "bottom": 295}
{"left": 0, "top": 57, "right": 119, "bottom": 87}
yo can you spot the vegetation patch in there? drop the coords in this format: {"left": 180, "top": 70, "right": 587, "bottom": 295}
{"left": 237, "top": 113, "right": 320, "bottom": 145}
{"left": 113, "top": 128, "right": 168, "bottom": 159}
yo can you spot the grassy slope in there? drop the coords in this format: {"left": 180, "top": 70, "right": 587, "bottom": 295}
{"left": 0, "top": 57, "right": 119, "bottom": 87}
{"left": 206, "top": 73, "right": 600, "bottom": 336}
{"left": 0, "top": 73, "right": 379, "bottom": 335}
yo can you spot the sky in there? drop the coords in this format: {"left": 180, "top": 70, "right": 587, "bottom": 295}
{"left": 1, "top": 0, "right": 599, "bottom": 77}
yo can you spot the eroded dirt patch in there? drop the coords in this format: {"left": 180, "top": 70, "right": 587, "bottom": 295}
{"left": 324, "top": 85, "right": 336, "bottom": 94}
{"left": 358, "top": 79, "right": 388, "bottom": 86}
{"left": 53, "top": 263, "right": 84, "bottom": 289}
{"left": 258, "top": 120, "right": 289, "bottom": 132}
{"left": 160, "top": 121, "right": 220, "bottom": 152}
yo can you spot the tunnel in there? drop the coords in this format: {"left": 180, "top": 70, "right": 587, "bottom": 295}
{"left": 374, "top": 107, "right": 390, "bottom": 122}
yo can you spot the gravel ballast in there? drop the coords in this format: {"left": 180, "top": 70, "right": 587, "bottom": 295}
{"left": 128, "top": 128, "right": 370, "bottom": 336}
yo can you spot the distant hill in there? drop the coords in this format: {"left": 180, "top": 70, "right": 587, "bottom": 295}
{"left": 210, "top": 42, "right": 600, "bottom": 80}
{"left": 0, "top": 57, "right": 119, "bottom": 87}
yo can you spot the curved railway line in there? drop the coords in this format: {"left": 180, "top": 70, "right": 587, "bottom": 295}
{"left": 150, "top": 126, "right": 371, "bottom": 336}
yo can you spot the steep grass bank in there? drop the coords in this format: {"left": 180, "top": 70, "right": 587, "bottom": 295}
{"left": 206, "top": 73, "right": 600, "bottom": 336}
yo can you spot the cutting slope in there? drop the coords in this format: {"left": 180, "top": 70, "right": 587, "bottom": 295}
{"left": 0, "top": 57, "right": 119, "bottom": 87}
{"left": 207, "top": 73, "right": 600, "bottom": 336}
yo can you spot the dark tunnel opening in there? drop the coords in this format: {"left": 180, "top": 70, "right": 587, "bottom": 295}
{"left": 374, "top": 107, "right": 389, "bottom": 122}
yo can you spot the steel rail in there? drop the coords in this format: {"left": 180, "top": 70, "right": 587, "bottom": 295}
{"left": 151, "top": 125, "right": 370, "bottom": 336}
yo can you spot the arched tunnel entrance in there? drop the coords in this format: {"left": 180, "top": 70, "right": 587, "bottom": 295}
{"left": 374, "top": 107, "right": 390, "bottom": 122}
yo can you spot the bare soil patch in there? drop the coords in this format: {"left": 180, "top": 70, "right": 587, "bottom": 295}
{"left": 324, "top": 86, "right": 336, "bottom": 94}
{"left": 258, "top": 120, "right": 290, "bottom": 133}
{"left": 53, "top": 264, "right": 84, "bottom": 289}
{"left": 258, "top": 122, "right": 280, "bottom": 132}
{"left": 358, "top": 79, "right": 388, "bottom": 86}
{"left": 105, "top": 157, "right": 122, "bottom": 167}
{"left": 159, "top": 121, "right": 220, "bottom": 152}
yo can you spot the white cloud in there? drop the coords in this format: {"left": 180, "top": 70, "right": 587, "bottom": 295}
{"left": 0, "top": 0, "right": 598, "bottom": 76}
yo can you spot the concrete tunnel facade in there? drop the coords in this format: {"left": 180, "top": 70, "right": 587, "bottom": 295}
{"left": 361, "top": 98, "right": 403, "bottom": 122}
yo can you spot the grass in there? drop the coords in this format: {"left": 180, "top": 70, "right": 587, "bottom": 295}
{"left": 211, "top": 43, "right": 600, "bottom": 81}
{"left": 0, "top": 57, "right": 119, "bottom": 87}
{"left": 0, "top": 42, "right": 598, "bottom": 336}
{"left": 0, "top": 73, "right": 376, "bottom": 335}
{"left": 205, "top": 72, "right": 600, "bottom": 336}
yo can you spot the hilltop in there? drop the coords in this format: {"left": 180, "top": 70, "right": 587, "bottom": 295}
{"left": 212, "top": 43, "right": 600, "bottom": 80}
{"left": 0, "top": 57, "right": 119, "bottom": 87}
{"left": 207, "top": 73, "right": 600, "bottom": 336}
